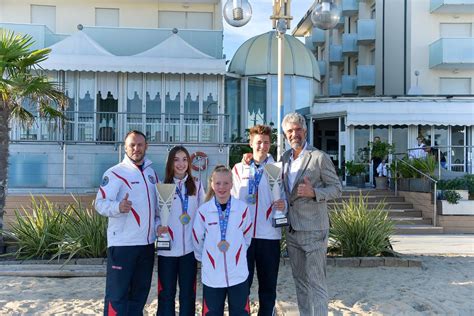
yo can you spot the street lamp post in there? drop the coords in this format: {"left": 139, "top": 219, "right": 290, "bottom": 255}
{"left": 224, "top": 0, "right": 341, "bottom": 158}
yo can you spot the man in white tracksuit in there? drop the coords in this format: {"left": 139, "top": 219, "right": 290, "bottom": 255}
{"left": 95, "top": 130, "right": 159, "bottom": 316}
{"left": 231, "top": 125, "right": 286, "bottom": 316}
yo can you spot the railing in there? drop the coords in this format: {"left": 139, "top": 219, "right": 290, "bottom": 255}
{"left": 393, "top": 156, "right": 439, "bottom": 226}
{"left": 9, "top": 111, "right": 231, "bottom": 144}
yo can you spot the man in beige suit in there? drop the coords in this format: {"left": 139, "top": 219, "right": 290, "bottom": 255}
{"left": 281, "top": 113, "right": 342, "bottom": 316}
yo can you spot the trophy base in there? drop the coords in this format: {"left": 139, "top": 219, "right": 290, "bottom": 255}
{"left": 156, "top": 240, "right": 171, "bottom": 250}
{"left": 272, "top": 216, "right": 289, "bottom": 227}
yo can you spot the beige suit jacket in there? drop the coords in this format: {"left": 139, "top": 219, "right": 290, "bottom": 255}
{"left": 282, "top": 145, "right": 342, "bottom": 231}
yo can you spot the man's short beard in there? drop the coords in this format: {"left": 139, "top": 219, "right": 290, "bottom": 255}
{"left": 127, "top": 153, "right": 145, "bottom": 164}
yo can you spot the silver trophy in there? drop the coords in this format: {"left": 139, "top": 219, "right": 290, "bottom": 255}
{"left": 156, "top": 183, "right": 176, "bottom": 250}
{"left": 264, "top": 163, "right": 288, "bottom": 227}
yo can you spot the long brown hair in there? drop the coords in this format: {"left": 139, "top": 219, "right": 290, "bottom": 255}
{"left": 204, "top": 165, "right": 232, "bottom": 202}
{"left": 164, "top": 146, "right": 196, "bottom": 196}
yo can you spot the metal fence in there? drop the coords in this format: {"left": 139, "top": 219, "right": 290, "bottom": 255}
{"left": 9, "top": 112, "right": 231, "bottom": 144}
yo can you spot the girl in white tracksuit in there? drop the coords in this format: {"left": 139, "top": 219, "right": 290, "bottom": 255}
{"left": 193, "top": 165, "right": 253, "bottom": 316}
{"left": 156, "top": 146, "right": 205, "bottom": 316}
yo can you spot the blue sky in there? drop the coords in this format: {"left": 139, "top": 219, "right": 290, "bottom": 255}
{"left": 222, "top": 0, "right": 315, "bottom": 61}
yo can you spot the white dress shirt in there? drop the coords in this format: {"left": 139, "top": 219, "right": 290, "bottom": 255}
{"left": 288, "top": 142, "right": 308, "bottom": 191}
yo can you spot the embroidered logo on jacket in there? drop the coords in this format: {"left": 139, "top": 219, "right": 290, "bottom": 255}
{"left": 101, "top": 176, "right": 109, "bottom": 186}
{"left": 148, "top": 175, "right": 157, "bottom": 184}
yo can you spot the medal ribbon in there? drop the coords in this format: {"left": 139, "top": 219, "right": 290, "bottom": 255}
{"left": 248, "top": 157, "right": 268, "bottom": 197}
{"left": 176, "top": 183, "right": 189, "bottom": 216}
{"left": 215, "top": 197, "right": 231, "bottom": 242}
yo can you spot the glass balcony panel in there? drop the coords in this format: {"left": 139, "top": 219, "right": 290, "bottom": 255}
{"left": 357, "top": 19, "right": 376, "bottom": 44}
{"left": 430, "top": 0, "right": 474, "bottom": 13}
{"left": 342, "top": 0, "right": 359, "bottom": 16}
{"left": 429, "top": 38, "right": 474, "bottom": 69}
{"left": 318, "top": 61, "right": 327, "bottom": 77}
{"left": 342, "top": 75, "right": 358, "bottom": 94}
{"left": 312, "top": 27, "right": 326, "bottom": 46}
{"left": 329, "top": 80, "right": 342, "bottom": 96}
{"left": 357, "top": 65, "right": 376, "bottom": 87}
{"left": 329, "top": 45, "right": 343, "bottom": 64}
{"left": 342, "top": 33, "right": 359, "bottom": 55}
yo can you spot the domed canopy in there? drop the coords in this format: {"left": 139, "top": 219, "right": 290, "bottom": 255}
{"left": 228, "top": 31, "right": 320, "bottom": 80}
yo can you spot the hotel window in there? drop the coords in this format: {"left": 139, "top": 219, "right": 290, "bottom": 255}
{"left": 440, "top": 23, "right": 472, "bottom": 37}
{"left": 370, "top": 5, "right": 376, "bottom": 19}
{"left": 158, "top": 11, "right": 213, "bottom": 30}
{"left": 95, "top": 8, "right": 119, "bottom": 27}
{"left": 31, "top": 5, "right": 56, "bottom": 31}
{"left": 440, "top": 78, "right": 471, "bottom": 95}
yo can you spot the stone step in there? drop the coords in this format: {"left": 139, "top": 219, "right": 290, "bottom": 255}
{"left": 333, "top": 196, "right": 406, "bottom": 203}
{"left": 342, "top": 190, "right": 396, "bottom": 197}
{"left": 385, "top": 209, "right": 423, "bottom": 217}
{"left": 391, "top": 217, "right": 432, "bottom": 225}
{"left": 328, "top": 202, "right": 414, "bottom": 210}
{"left": 394, "top": 225, "right": 444, "bottom": 235}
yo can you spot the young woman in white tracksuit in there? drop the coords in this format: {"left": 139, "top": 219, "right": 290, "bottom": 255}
{"left": 193, "top": 165, "right": 253, "bottom": 316}
{"left": 231, "top": 125, "right": 286, "bottom": 316}
{"left": 156, "top": 146, "right": 205, "bottom": 316}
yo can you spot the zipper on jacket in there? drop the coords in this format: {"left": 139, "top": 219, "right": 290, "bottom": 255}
{"left": 182, "top": 223, "right": 186, "bottom": 255}
{"left": 138, "top": 168, "right": 152, "bottom": 244}
{"left": 223, "top": 252, "right": 229, "bottom": 287}
{"left": 252, "top": 191, "right": 259, "bottom": 238}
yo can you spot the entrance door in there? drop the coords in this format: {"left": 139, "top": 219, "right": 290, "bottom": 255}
{"left": 313, "top": 118, "right": 339, "bottom": 167}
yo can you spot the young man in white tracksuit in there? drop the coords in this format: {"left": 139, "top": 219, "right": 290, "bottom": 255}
{"left": 231, "top": 125, "right": 286, "bottom": 316}
{"left": 193, "top": 165, "right": 253, "bottom": 316}
{"left": 95, "top": 130, "right": 159, "bottom": 316}
{"left": 156, "top": 146, "right": 205, "bottom": 316}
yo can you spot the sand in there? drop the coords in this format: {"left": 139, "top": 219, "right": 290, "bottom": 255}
{"left": 0, "top": 255, "right": 473, "bottom": 315}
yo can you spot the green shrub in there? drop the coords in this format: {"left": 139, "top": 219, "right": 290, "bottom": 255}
{"left": 329, "top": 195, "right": 394, "bottom": 257}
{"left": 3, "top": 196, "right": 107, "bottom": 261}
{"left": 411, "top": 156, "right": 437, "bottom": 177}
{"left": 438, "top": 175, "right": 474, "bottom": 195}
{"left": 59, "top": 198, "right": 107, "bottom": 258}
{"left": 3, "top": 197, "right": 68, "bottom": 260}
{"left": 443, "top": 190, "right": 461, "bottom": 204}
{"left": 345, "top": 160, "right": 366, "bottom": 176}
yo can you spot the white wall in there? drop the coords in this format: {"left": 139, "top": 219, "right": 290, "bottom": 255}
{"left": 0, "top": 0, "right": 222, "bottom": 34}
{"left": 408, "top": 0, "right": 474, "bottom": 95}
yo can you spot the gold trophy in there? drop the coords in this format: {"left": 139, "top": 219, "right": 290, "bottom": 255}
{"left": 264, "top": 163, "right": 288, "bottom": 227}
{"left": 156, "top": 183, "right": 176, "bottom": 250}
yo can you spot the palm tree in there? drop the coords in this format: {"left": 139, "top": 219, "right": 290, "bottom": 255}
{"left": 0, "top": 30, "right": 67, "bottom": 251}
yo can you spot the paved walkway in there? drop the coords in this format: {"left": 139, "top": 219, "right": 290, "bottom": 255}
{"left": 392, "top": 234, "right": 474, "bottom": 255}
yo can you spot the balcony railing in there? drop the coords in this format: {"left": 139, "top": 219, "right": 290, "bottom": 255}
{"left": 342, "top": 75, "right": 358, "bottom": 94}
{"left": 9, "top": 112, "right": 230, "bottom": 144}
{"left": 357, "top": 65, "right": 376, "bottom": 87}
{"left": 305, "top": 36, "right": 316, "bottom": 52}
{"left": 342, "top": 0, "right": 359, "bottom": 16}
{"left": 430, "top": 0, "right": 474, "bottom": 13}
{"left": 357, "top": 19, "right": 376, "bottom": 44}
{"left": 329, "top": 45, "right": 343, "bottom": 64}
{"left": 318, "top": 60, "right": 327, "bottom": 77}
{"left": 429, "top": 38, "right": 474, "bottom": 69}
{"left": 342, "top": 33, "right": 359, "bottom": 55}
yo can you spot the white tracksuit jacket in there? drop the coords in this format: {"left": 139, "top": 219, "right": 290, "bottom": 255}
{"left": 231, "top": 156, "right": 282, "bottom": 240}
{"left": 157, "top": 175, "right": 205, "bottom": 257}
{"left": 95, "top": 155, "right": 159, "bottom": 247}
{"left": 192, "top": 197, "right": 252, "bottom": 288}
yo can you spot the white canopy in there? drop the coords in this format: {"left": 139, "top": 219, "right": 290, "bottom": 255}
{"left": 40, "top": 31, "right": 226, "bottom": 75}
{"left": 310, "top": 99, "right": 474, "bottom": 126}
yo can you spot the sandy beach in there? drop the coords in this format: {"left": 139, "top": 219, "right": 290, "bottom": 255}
{"left": 1, "top": 255, "right": 473, "bottom": 315}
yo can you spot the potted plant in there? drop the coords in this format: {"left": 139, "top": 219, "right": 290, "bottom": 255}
{"left": 345, "top": 161, "right": 366, "bottom": 188}
{"left": 370, "top": 141, "right": 394, "bottom": 190}
{"left": 409, "top": 156, "right": 436, "bottom": 192}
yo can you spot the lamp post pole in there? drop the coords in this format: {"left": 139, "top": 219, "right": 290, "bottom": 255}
{"left": 271, "top": 0, "right": 292, "bottom": 158}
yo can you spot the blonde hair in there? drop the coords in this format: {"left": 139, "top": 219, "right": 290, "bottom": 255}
{"left": 204, "top": 165, "right": 232, "bottom": 202}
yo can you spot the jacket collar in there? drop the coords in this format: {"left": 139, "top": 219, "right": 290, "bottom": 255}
{"left": 122, "top": 154, "right": 152, "bottom": 170}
